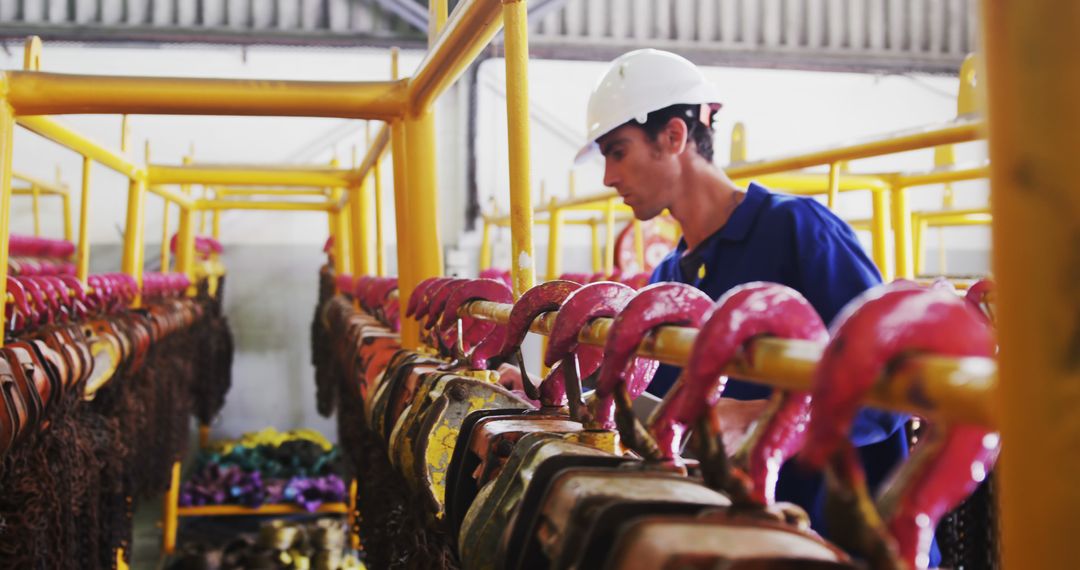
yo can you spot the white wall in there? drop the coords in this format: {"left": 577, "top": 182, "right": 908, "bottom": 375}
{"left": 2, "top": 43, "right": 990, "bottom": 440}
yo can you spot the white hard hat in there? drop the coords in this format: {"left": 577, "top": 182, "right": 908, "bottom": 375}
{"left": 576, "top": 49, "right": 722, "bottom": 163}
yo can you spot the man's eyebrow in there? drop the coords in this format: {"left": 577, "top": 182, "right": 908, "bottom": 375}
{"left": 600, "top": 137, "right": 628, "bottom": 155}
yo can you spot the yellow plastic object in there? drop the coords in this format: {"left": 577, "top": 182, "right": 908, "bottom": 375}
{"left": 984, "top": 3, "right": 1079, "bottom": 565}
{"left": 462, "top": 299, "right": 996, "bottom": 429}
{"left": 3, "top": 70, "right": 408, "bottom": 119}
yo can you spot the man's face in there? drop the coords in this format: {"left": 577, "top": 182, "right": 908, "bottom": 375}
{"left": 598, "top": 124, "right": 678, "bottom": 221}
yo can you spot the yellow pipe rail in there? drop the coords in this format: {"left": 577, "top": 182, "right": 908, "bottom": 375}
{"left": 373, "top": 141, "right": 386, "bottom": 277}
{"left": 3, "top": 71, "right": 408, "bottom": 120}
{"left": 147, "top": 185, "right": 196, "bottom": 209}
{"left": 912, "top": 209, "right": 992, "bottom": 276}
{"left": 18, "top": 115, "right": 143, "bottom": 179}
{"left": 120, "top": 176, "right": 148, "bottom": 306}
{"left": 214, "top": 187, "right": 329, "bottom": 197}
{"left": 149, "top": 164, "right": 353, "bottom": 187}
{"left": 461, "top": 299, "right": 997, "bottom": 429}
{"left": 12, "top": 170, "right": 68, "bottom": 193}
{"left": 408, "top": 0, "right": 505, "bottom": 114}
{"left": 195, "top": 199, "right": 337, "bottom": 212}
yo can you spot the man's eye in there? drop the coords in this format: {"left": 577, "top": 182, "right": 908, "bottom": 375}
{"left": 612, "top": 150, "right": 624, "bottom": 161}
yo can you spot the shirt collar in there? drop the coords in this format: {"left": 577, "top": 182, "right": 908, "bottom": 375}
{"left": 674, "top": 183, "right": 770, "bottom": 281}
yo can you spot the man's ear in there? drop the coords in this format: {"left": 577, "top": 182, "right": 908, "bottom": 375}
{"left": 662, "top": 117, "right": 689, "bottom": 156}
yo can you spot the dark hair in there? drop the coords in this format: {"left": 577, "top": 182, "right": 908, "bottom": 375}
{"left": 636, "top": 103, "right": 716, "bottom": 163}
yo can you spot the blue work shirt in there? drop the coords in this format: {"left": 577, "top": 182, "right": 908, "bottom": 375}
{"left": 649, "top": 183, "right": 925, "bottom": 557}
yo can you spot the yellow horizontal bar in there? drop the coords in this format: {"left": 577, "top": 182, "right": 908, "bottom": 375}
{"left": 4, "top": 71, "right": 408, "bottom": 120}
{"left": 195, "top": 198, "right": 335, "bottom": 212}
{"left": 17, "top": 116, "right": 143, "bottom": 179}
{"left": 177, "top": 503, "right": 348, "bottom": 517}
{"left": 727, "top": 119, "right": 984, "bottom": 178}
{"left": 409, "top": 0, "right": 504, "bottom": 113}
{"left": 214, "top": 187, "right": 329, "bottom": 197}
{"left": 896, "top": 164, "right": 990, "bottom": 188}
{"left": 149, "top": 165, "right": 351, "bottom": 187}
{"left": 915, "top": 207, "right": 992, "bottom": 225}
{"left": 12, "top": 170, "right": 67, "bottom": 194}
{"left": 148, "top": 185, "right": 195, "bottom": 209}
{"left": 847, "top": 218, "right": 872, "bottom": 230}
{"left": 744, "top": 172, "right": 890, "bottom": 194}
{"left": 485, "top": 213, "right": 634, "bottom": 227}
{"left": 462, "top": 299, "right": 997, "bottom": 429}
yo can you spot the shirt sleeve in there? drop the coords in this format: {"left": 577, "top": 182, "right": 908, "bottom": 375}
{"left": 789, "top": 200, "right": 908, "bottom": 446}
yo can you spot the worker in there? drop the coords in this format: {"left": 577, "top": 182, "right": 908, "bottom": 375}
{"left": 577, "top": 48, "right": 934, "bottom": 563}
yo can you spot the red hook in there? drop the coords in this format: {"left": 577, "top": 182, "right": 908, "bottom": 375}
{"left": 437, "top": 278, "right": 513, "bottom": 369}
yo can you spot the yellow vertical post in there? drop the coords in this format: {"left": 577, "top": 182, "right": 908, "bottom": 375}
{"left": 0, "top": 96, "right": 14, "bottom": 347}
{"left": 328, "top": 159, "right": 350, "bottom": 278}
{"left": 890, "top": 184, "right": 913, "bottom": 279}
{"left": 160, "top": 199, "right": 170, "bottom": 272}
{"left": 198, "top": 187, "right": 207, "bottom": 235}
{"left": 374, "top": 149, "right": 386, "bottom": 276}
{"left": 631, "top": 219, "right": 645, "bottom": 272}
{"left": 76, "top": 157, "right": 91, "bottom": 283}
{"left": 162, "top": 461, "right": 181, "bottom": 555}
{"left": 935, "top": 145, "right": 956, "bottom": 275}
{"left": 120, "top": 177, "right": 147, "bottom": 306}
{"left": 429, "top": 0, "right": 448, "bottom": 45}
{"left": 870, "top": 188, "right": 891, "bottom": 281}
{"left": 389, "top": 46, "right": 422, "bottom": 347}
{"left": 546, "top": 199, "right": 563, "bottom": 280}
{"left": 913, "top": 215, "right": 929, "bottom": 276}
{"left": 983, "top": 2, "right": 1080, "bottom": 567}
{"left": 479, "top": 219, "right": 493, "bottom": 271}
{"left": 351, "top": 175, "right": 373, "bottom": 276}
{"left": 402, "top": 110, "right": 444, "bottom": 302}
{"left": 604, "top": 198, "right": 616, "bottom": 276}
{"left": 590, "top": 219, "right": 601, "bottom": 273}
{"left": 503, "top": 0, "right": 536, "bottom": 297}
{"left": 61, "top": 192, "right": 72, "bottom": 242}
{"left": 730, "top": 122, "right": 747, "bottom": 163}
{"left": 211, "top": 198, "right": 220, "bottom": 240}
{"left": 31, "top": 186, "right": 41, "bottom": 236}
{"left": 826, "top": 161, "right": 840, "bottom": 210}
{"left": 175, "top": 206, "right": 196, "bottom": 287}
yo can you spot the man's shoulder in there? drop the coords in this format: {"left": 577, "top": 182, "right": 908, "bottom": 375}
{"left": 758, "top": 189, "right": 848, "bottom": 233}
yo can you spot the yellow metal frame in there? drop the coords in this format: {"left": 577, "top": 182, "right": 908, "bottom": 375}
{"left": 912, "top": 207, "right": 992, "bottom": 276}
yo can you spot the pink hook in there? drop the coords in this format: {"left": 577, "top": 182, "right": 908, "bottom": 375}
{"left": 405, "top": 277, "right": 442, "bottom": 318}
{"left": 800, "top": 286, "right": 996, "bottom": 569}
{"left": 649, "top": 283, "right": 827, "bottom": 503}
{"left": 589, "top": 282, "right": 713, "bottom": 430}
{"left": 437, "top": 278, "right": 514, "bottom": 369}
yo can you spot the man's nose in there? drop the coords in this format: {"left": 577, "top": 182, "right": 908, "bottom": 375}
{"left": 603, "top": 163, "right": 619, "bottom": 188}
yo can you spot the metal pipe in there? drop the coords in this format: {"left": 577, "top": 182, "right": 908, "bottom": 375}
{"left": 374, "top": 149, "right": 386, "bottom": 276}
{"left": 147, "top": 184, "right": 196, "bottom": 209}
{"left": 149, "top": 164, "right": 352, "bottom": 187}
{"left": 871, "top": 188, "right": 891, "bottom": 281}
{"left": 214, "top": 187, "right": 328, "bottom": 196}
{"left": 12, "top": 169, "right": 67, "bottom": 193}
{"left": 0, "top": 97, "right": 13, "bottom": 347}
{"left": 983, "top": 2, "right": 1077, "bottom": 561}
{"left": 503, "top": 0, "right": 535, "bottom": 297}
{"left": 590, "top": 218, "right": 601, "bottom": 272}
{"left": 161, "top": 198, "right": 171, "bottom": 272}
{"left": 175, "top": 206, "right": 195, "bottom": 285}
{"left": 891, "top": 185, "right": 913, "bottom": 279}
{"left": 409, "top": 0, "right": 504, "bottom": 113}
{"left": 61, "top": 191, "right": 72, "bottom": 241}
{"left": 545, "top": 199, "right": 563, "bottom": 280}
{"left": 826, "top": 162, "right": 840, "bottom": 209}
{"left": 4, "top": 71, "right": 408, "bottom": 120}
{"left": 479, "top": 219, "right": 493, "bottom": 271}
{"left": 195, "top": 199, "right": 337, "bottom": 212}
{"left": 121, "top": 177, "right": 147, "bottom": 306}
{"left": 18, "top": 116, "right": 143, "bottom": 179}
{"left": 604, "top": 197, "right": 616, "bottom": 276}
{"left": 31, "top": 186, "right": 41, "bottom": 236}
{"left": 462, "top": 299, "right": 997, "bottom": 428}
{"left": 402, "top": 109, "right": 443, "bottom": 318}
{"left": 76, "top": 156, "right": 91, "bottom": 283}
{"left": 632, "top": 218, "right": 645, "bottom": 271}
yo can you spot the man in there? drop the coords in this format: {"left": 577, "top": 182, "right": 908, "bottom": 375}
{"left": 578, "top": 48, "right": 927, "bottom": 559}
